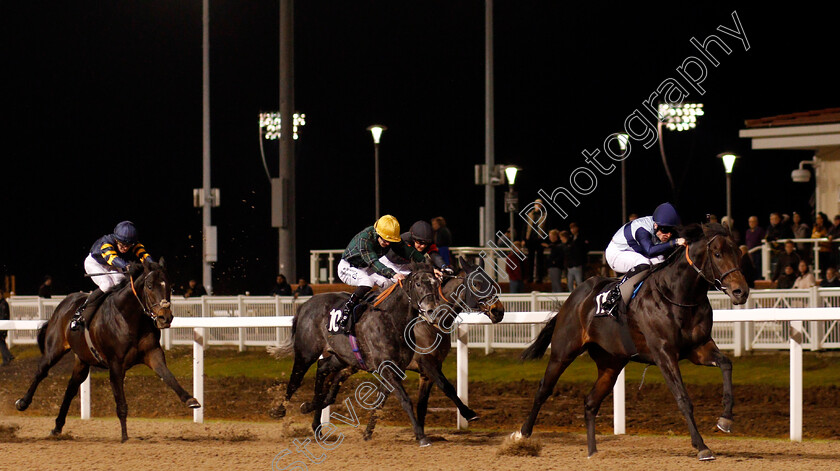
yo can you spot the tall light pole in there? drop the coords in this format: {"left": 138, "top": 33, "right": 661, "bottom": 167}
{"left": 367, "top": 124, "right": 387, "bottom": 220}
{"left": 201, "top": 0, "right": 213, "bottom": 294}
{"left": 718, "top": 152, "right": 738, "bottom": 220}
{"left": 277, "top": 0, "right": 296, "bottom": 280}
{"left": 657, "top": 102, "right": 704, "bottom": 201}
{"left": 504, "top": 166, "right": 520, "bottom": 240}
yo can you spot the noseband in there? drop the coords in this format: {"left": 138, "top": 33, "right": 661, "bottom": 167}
{"left": 684, "top": 235, "right": 741, "bottom": 294}
{"left": 129, "top": 273, "right": 171, "bottom": 322}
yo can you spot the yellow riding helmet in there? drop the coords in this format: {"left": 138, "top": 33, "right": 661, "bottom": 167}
{"left": 374, "top": 215, "right": 402, "bottom": 243}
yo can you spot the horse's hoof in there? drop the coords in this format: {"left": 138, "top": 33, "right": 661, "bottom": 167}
{"left": 698, "top": 449, "right": 715, "bottom": 461}
{"left": 15, "top": 398, "right": 29, "bottom": 412}
{"left": 50, "top": 429, "right": 61, "bottom": 437}
{"left": 587, "top": 450, "right": 598, "bottom": 459}
{"left": 300, "top": 402, "right": 313, "bottom": 414}
{"left": 716, "top": 417, "right": 733, "bottom": 433}
{"left": 269, "top": 405, "right": 287, "bottom": 419}
{"left": 121, "top": 436, "right": 129, "bottom": 444}
{"left": 462, "top": 409, "right": 479, "bottom": 422}
{"left": 185, "top": 398, "right": 201, "bottom": 409}
{"left": 362, "top": 433, "right": 372, "bottom": 441}
{"left": 509, "top": 431, "right": 524, "bottom": 442}
{"left": 418, "top": 437, "right": 431, "bottom": 447}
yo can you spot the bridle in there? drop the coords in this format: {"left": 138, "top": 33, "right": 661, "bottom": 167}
{"left": 684, "top": 234, "right": 742, "bottom": 294}
{"left": 402, "top": 271, "right": 438, "bottom": 320}
{"left": 128, "top": 271, "right": 171, "bottom": 323}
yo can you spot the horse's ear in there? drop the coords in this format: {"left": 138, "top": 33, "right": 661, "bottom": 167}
{"left": 459, "top": 256, "right": 473, "bottom": 269}
{"left": 158, "top": 257, "right": 166, "bottom": 270}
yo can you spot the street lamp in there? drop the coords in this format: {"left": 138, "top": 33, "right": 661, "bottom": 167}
{"left": 717, "top": 152, "right": 738, "bottom": 221}
{"left": 657, "top": 103, "right": 704, "bottom": 200}
{"left": 617, "top": 133, "right": 629, "bottom": 223}
{"left": 367, "top": 124, "right": 387, "bottom": 220}
{"left": 504, "top": 165, "right": 520, "bottom": 240}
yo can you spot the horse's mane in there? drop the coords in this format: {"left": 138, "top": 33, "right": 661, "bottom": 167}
{"left": 109, "top": 261, "right": 159, "bottom": 292}
{"left": 408, "top": 262, "right": 436, "bottom": 276}
{"left": 653, "top": 222, "right": 732, "bottom": 273}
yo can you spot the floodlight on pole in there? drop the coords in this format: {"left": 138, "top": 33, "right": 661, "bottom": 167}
{"left": 367, "top": 125, "right": 388, "bottom": 219}
{"left": 657, "top": 102, "right": 704, "bottom": 200}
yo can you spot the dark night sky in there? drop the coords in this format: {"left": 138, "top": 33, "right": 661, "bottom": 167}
{"left": 1, "top": 2, "right": 835, "bottom": 295}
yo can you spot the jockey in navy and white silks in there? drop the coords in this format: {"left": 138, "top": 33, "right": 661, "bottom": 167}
{"left": 599, "top": 203, "right": 686, "bottom": 317}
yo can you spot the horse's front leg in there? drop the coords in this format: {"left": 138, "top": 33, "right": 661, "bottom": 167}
{"left": 144, "top": 347, "right": 200, "bottom": 408}
{"left": 688, "top": 339, "right": 733, "bottom": 433}
{"left": 108, "top": 363, "right": 129, "bottom": 442}
{"left": 416, "top": 356, "right": 477, "bottom": 422}
{"left": 651, "top": 348, "right": 714, "bottom": 461}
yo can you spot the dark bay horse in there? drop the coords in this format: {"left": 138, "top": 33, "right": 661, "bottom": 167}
{"left": 16, "top": 259, "right": 199, "bottom": 441}
{"left": 512, "top": 223, "right": 749, "bottom": 460}
{"left": 268, "top": 263, "right": 442, "bottom": 446}
{"left": 317, "top": 257, "right": 505, "bottom": 439}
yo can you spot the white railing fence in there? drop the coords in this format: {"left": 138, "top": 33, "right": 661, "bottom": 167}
{"left": 2, "top": 308, "right": 837, "bottom": 442}
{"left": 9, "top": 288, "right": 840, "bottom": 354}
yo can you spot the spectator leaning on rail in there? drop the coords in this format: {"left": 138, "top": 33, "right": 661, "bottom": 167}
{"left": 791, "top": 211, "right": 811, "bottom": 260}
{"left": 772, "top": 240, "right": 801, "bottom": 284}
{"left": 566, "top": 222, "right": 589, "bottom": 291}
{"left": 431, "top": 217, "right": 452, "bottom": 266}
{"left": 821, "top": 267, "right": 840, "bottom": 287}
{"left": 745, "top": 216, "right": 766, "bottom": 274}
{"left": 70, "top": 221, "right": 154, "bottom": 331}
{"left": 599, "top": 202, "right": 687, "bottom": 317}
{"left": 381, "top": 220, "right": 454, "bottom": 277}
{"left": 793, "top": 260, "right": 816, "bottom": 289}
{"left": 336, "top": 215, "right": 426, "bottom": 334}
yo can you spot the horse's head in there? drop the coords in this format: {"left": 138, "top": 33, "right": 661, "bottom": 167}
{"left": 404, "top": 263, "right": 441, "bottom": 316}
{"left": 441, "top": 257, "right": 504, "bottom": 323}
{"left": 682, "top": 223, "right": 750, "bottom": 305}
{"left": 136, "top": 257, "right": 173, "bottom": 329}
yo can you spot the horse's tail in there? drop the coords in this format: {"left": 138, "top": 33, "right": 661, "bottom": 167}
{"left": 266, "top": 314, "right": 297, "bottom": 359}
{"left": 520, "top": 314, "right": 557, "bottom": 361}
{"left": 36, "top": 321, "right": 48, "bottom": 354}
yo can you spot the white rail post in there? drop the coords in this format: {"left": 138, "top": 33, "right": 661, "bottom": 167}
{"left": 310, "top": 252, "right": 318, "bottom": 284}
{"left": 789, "top": 320, "right": 803, "bottom": 442}
{"left": 318, "top": 355, "right": 330, "bottom": 425}
{"left": 761, "top": 242, "right": 771, "bottom": 281}
{"left": 613, "top": 368, "right": 626, "bottom": 435}
{"left": 80, "top": 375, "right": 91, "bottom": 420}
{"left": 327, "top": 252, "right": 335, "bottom": 284}
{"left": 484, "top": 325, "right": 493, "bottom": 354}
{"left": 809, "top": 287, "right": 822, "bottom": 350}
{"left": 193, "top": 327, "right": 205, "bottom": 424}
{"left": 237, "top": 295, "right": 246, "bottom": 352}
{"left": 456, "top": 322, "right": 469, "bottom": 429}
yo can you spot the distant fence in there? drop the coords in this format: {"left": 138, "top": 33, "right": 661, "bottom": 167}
{"left": 8, "top": 288, "right": 840, "bottom": 355}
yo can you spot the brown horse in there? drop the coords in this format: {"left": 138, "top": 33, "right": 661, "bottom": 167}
{"left": 513, "top": 223, "right": 748, "bottom": 460}
{"left": 15, "top": 259, "right": 199, "bottom": 441}
{"left": 315, "top": 257, "right": 505, "bottom": 438}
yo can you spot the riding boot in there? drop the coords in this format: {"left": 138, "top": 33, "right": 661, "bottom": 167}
{"left": 339, "top": 286, "right": 371, "bottom": 335}
{"left": 69, "top": 288, "right": 105, "bottom": 331}
{"left": 600, "top": 264, "right": 651, "bottom": 318}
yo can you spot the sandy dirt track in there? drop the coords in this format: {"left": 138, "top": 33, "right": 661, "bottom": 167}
{"left": 2, "top": 416, "right": 840, "bottom": 471}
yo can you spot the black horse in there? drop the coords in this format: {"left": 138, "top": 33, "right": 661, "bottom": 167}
{"left": 315, "top": 257, "right": 505, "bottom": 439}
{"left": 16, "top": 259, "right": 199, "bottom": 442}
{"left": 512, "top": 223, "right": 749, "bottom": 461}
{"left": 269, "top": 263, "right": 442, "bottom": 446}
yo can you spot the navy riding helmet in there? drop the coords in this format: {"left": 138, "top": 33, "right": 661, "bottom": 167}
{"left": 652, "top": 203, "right": 681, "bottom": 230}
{"left": 409, "top": 220, "right": 434, "bottom": 244}
{"left": 113, "top": 221, "right": 139, "bottom": 245}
